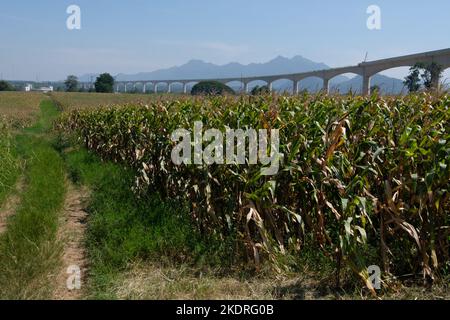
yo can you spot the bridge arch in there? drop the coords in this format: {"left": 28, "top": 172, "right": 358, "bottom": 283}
{"left": 269, "top": 78, "right": 295, "bottom": 94}
{"left": 154, "top": 82, "right": 169, "bottom": 94}
{"left": 132, "top": 82, "right": 145, "bottom": 93}
{"left": 224, "top": 80, "right": 246, "bottom": 93}
{"left": 298, "top": 76, "right": 326, "bottom": 93}
{"left": 116, "top": 83, "right": 127, "bottom": 93}
{"left": 366, "top": 67, "right": 411, "bottom": 95}
{"left": 364, "top": 59, "right": 449, "bottom": 78}
{"left": 183, "top": 81, "right": 199, "bottom": 94}
{"left": 326, "top": 72, "right": 362, "bottom": 95}
{"left": 143, "top": 82, "right": 155, "bottom": 93}
{"left": 168, "top": 81, "right": 185, "bottom": 94}
{"left": 122, "top": 82, "right": 136, "bottom": 93}
{"left": 246, "top": 80, "right": 269, "bottom": 93}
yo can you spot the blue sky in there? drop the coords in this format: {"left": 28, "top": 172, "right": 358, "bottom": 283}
{"left": 1, "top": 0, "right": 449, "bottom": 81}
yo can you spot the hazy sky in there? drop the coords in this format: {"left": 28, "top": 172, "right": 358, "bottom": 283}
{"left": 1, "top": 0, "right": 449, "bottom": 81}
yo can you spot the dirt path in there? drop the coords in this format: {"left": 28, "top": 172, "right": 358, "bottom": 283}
{"left": 53, "top": 182, "right": 89, "bottom": 300}
{"left": 0, "top": 177, "right": 25, "bottom": 234}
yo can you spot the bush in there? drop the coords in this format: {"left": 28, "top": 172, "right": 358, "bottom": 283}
{"left": 0, "top": 81, "right": 16, "bottom": 92}
{"left": 251, "top": 85, "right": 270, "bottom": 95}
{"left": 95, "top": 73, "right": 115, "bottom": 93}
{"left": 191, "top": 81, "right": 235, "bottom": 96}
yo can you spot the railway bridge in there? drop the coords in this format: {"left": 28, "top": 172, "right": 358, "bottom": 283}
{"left": 81, "top": 48, "right": 450, "bottom": 95}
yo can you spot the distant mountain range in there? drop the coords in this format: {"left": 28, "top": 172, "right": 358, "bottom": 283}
{"left": 79, "top": 55, "right": 406, "bottom": 94}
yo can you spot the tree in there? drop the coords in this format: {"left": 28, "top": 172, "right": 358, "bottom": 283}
{"left": 404, "top": 65, "right": 422, "bottom": 93}
{"left": 64, "top": 75, "right": 79, "bottom": 92}
{"left": 421, "top": 62, "right": 443, "bottom": 90}
{"left": 191, "top": 81, "right": 235, "bottom": 96}
{"left": 251, "top": 85, "right": 270, "bottom": 95}
{"left": 0, "top": 80, "right": 15, "bottom": 91}
{"left": 94, "top": 73, "right": 115, "bottom": 93}
{"left": 404, "top": 62, "right": 443, "bottom": 93}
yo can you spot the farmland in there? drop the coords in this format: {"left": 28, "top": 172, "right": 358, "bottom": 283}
{"left": 50, "top": 92, "right": 179, "bottom": 111}
{"left": 0, "top": 92, "right": 43, "bottom": 127}
{"left": 0, "top": 91, "right": 449, "bottom": 300}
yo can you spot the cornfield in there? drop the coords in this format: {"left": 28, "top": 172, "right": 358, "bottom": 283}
{"left": 58, "top": 93, "right": 450, "bottom": 292}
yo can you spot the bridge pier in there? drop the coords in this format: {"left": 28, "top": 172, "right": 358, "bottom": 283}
{"left": 293, "top": 81, "right": 298, "bottom": 95}
{"left": 183, "top": 83, "right": 188, "bottom": 94}
{"left": 155, "top": 83, "right": 158, "bottom": 94}
{"left": 323, "top": 78, "right": 330, "bottom": 94}
{"left": 362, "top": 73, "right": 371, "bottom": 95}
{"left": 143, "top": 84, "right": 146, "bottom": 93}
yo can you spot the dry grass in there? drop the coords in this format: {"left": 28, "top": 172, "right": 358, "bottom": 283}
{"left": 0, "top": 176, "right": 25, "bottom": 234}
{"left": 112, "top": 263, "right": 449, "bottom": 301}
{"left": 0, "top": 92, "right": 43, "bottom": 127}
{"left": 114, "top": 263, "right": 327, "bottom": 300}
{"left": 50, "top": 92, "right": 181, "bottom": 111}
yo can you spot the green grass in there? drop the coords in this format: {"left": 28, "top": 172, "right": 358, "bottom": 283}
{"left": 62, "top": 146, "right": 232, "bottom": 299}
{"left": 0, "top": 127, "right": 19, "bottom": 206}
{"left": 0, "top": 98, "right": 66, "bottom": 299}
{"left": 24, "top": 98, "right": 61, "bottom": 134}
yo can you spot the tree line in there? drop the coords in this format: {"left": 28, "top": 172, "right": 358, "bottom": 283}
{"left": 64, "top": 73, "right": 115, "bottom": 93}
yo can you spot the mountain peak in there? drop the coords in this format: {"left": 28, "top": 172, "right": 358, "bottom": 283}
{"left": 186, "top": 59, "right": 205, "bottom": 65}
{"left": 271, "top": 55, "right": 289, "bottom": 62}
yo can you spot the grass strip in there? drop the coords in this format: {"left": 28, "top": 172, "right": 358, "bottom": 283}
{"left": 0, "top": 99, "right": 66, "bottom": 299}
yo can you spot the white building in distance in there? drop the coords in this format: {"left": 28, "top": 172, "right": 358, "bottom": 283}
{"left": 37, "top": 86, "right": 54, "bottom": 93}
{"left": 25, "top": 84, "right": 54, "bottom": 93}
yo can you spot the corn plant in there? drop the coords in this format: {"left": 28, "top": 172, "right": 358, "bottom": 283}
{"left": 58, "top": 93, "right": 450, "bottom": 292}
